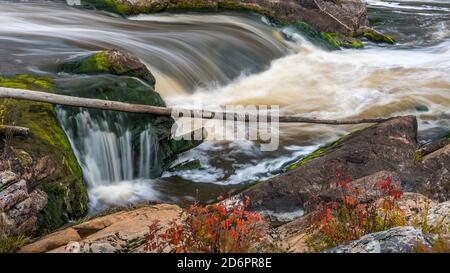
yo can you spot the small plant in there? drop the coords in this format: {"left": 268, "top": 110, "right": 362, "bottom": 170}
{"left": 306, "top": 169, "right": 405, "bottom": 252}
{"left": 414, "top": 238, "right": 450, "bottom": 253}
{"left": 0, "top": 234, "right": 27, "bottom": 253}
{"left": 143, "top": 196, "right": 267, "bottom": 253}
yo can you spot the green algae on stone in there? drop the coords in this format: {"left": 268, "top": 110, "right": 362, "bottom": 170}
{"left": 0, "top": 74, "right": 88, "bottom": 234}
{"left": 294, "top": 22, "right": 341, "bottom": 51}
{"left": 362, "top": 29, "right": 395, "bottom": 44}
{"left": 58, "top": 49, "right": 156, "bottom": 87}
{"left": 169, "top": 159, "right": 202, "bottom": 172}
{"left": 322, "top": 32, "right": 364, "bottom": 49}
{"left": 284, "top": 128, "right": 365, "bottom": 172}
{"left": 83, "top": 0, "right": 132, "bottom": 15}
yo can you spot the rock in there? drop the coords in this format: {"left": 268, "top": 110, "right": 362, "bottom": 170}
{"left": 0, "top": 180, "right": 29, "bottom": 212}
{"left": 82, "top": 0, "right": 369, "bottom": 35}
{"left": 169, "top": 159, "right": 202, "bottom": 172}
{"left": 58, "top": 49, "right": 156, "bottom": 87}
{"left": 243, "top": 116, "right": 420, "bottom": 213}
{"left": 275, "top": 212, "right": 317, "bottom": 253}
{"left": 0, "top": 171, "right": 17, "bottom": 186}
{"left": 22, "top": 204, "right": 182, "bottom": 253}
{"left": 0, "top": 75, "right": 88, "bottom": 233}
{"left": 416, "top": 144, "right": 450, "bottom": 202}
{"left": 398, "top": 193, "right": 449, "bottom": 236}
{"left": 327, "top": 226, "right": 432, "bottom": 253}
{"left": 321, "top": 171, "right": 402, "bottom": 202}
{"left": 0, "top": 173, "right": 48, "bottom": 237}
{"left": 19, "top": 228, "right": 81, "bottom": 253}
{"left": 419, "top": 138, "right": 450, "bottom": 157}
{"left": 361, "top": 28, "right": 395, "bottom": 44}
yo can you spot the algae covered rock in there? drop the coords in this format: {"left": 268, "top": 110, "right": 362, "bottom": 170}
{"left": 81, "top": 0, "right": 369, "bottom": 35}
{"left": 361, "top": 28, "right": 395, "bottom": 44}
{"left": 0, "top": 75, "right": 88, "bottom": 234}
{"left": 58, "top": 49, "right": 156, "bottom": 87}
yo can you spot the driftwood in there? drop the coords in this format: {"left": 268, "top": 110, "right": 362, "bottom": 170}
{"left": 0, "top": 125, "right": 29, "bottom": 136}
{"left": 0, "top": 87, "right": 390, "bottom": 125}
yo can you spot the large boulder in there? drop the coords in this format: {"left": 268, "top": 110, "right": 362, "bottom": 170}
{"left": 243, "top": 116, "right": 420, "bottom": 213}
{"left": 82, "top": 0, "right": 368, "bottom": 35}
{"left": 326, "top": 226, "right": 432, "bottom": 253}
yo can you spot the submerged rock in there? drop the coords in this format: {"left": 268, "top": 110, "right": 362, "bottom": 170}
{"left": 0, "top": 75, "right": 88, "bottom": 234}
{"left": 326, "top": 226, "right": 432, "bottom": 253}
{"left": 58, "top": 49, "right": 156, "bottom": 87}
{"left": 81, "top": 0, "right": 369, "bottom": 36}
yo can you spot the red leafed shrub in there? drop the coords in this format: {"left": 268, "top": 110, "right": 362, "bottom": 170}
{"left": 306, "top": 168, "right": 406, "bottom": 252}
{"left": 143, "top": 196, "right": 267, "bottom": 253}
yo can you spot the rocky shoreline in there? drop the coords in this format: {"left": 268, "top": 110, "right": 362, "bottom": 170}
{"left": 1, "top": 0, "right": 449, "bottom": 253}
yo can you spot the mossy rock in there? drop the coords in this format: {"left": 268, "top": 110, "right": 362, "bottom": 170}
{"left": 322, "top": 32, "right": 364, "bottom": 49}
{"left": 293, "top": 22, "right": 341, "bottom": 51}
{"left": 361, "top": 29, "right": 395, "bottom": 44}
{"left": 284, "top": 129, "right": 364, "bottom": 172}
{"left": 58, "top": 49, "right": 156, "bottom": 87}
{"left": 0, "top": 74, "right": 88, "bottom": 234}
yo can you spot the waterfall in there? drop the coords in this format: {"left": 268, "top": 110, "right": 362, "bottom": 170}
{"left": 56, "top": 108, "right": 160, "bottom": 213}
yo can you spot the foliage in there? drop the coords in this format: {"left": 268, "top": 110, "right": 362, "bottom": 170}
{"left": 414, "top": 237, "right": 450, "bottom": 253}
{"left": 306, "top": 170, "right": 405, "bottom": 252}
{"left": 0, "top": 234, "right": 27, "bottom": 253}
{"left": 143, "top": 196, "right": 267, "bottom": 253}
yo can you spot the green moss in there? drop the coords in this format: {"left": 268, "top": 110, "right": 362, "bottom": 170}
{"left": 14, "top": 149, "right": 33, "bottom": 166}
{"left": 166, "top": 1, "right": 218, "bottom": 12}
{"left": 414, "top": 150, "right": 422, "bottom": 162}
{"left": 285, "top": 129, "right": 364, "bottom": 172}
{"left": 321, "top": 32, "right": 364, "bottom": 49}
{"left": 0, "top": 234, "right": 27, "bottom": 253}
{"left": 58, "top": 51, "right": 109, "bottom": 75}
{"left": 84, "top": 0, "right": 132, "bottom": 15}
{"left": 0, "top": 74, "right": 88, "bottom": 234}
{"left": 294, "top": 22, "right": 341, "bottom": 51}
{"left": 362, "top": 29, "right": 395, "bottom": 44}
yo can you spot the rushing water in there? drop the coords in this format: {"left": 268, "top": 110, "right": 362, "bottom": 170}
{"left": 0, "top": 0, "right": 449, "bottom": 211}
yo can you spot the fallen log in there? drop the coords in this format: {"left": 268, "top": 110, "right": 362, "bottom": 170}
{"left": 0, "top": 87, "right": 390, "bottom": 125}
{"left": 0, "top": 125, "right": 30, "bottom": 136}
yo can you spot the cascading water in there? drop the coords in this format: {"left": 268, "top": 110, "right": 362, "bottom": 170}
{"left": 0, "top": 0, "right": 449, "bottom": 209}
{"left": 56, "top": 108, "right": 160, "bottom": 212}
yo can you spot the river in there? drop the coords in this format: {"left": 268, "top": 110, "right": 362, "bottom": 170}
{"left": 0, "top": 0, "right": 449, "bottom": 212}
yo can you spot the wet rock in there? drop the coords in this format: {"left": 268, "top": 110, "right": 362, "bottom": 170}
{"left": 0, "top": 171, "right": 17, "bottom": 186}
{"left": 326, "top": 226, "right": 432, "bottom": 253}
{"left": 398, "top": 193, "right": 449, "bottom": 235}
{"left": 243, "top": 116, "right": 420, "bottom": 213}
{"left": 82, "top": 0, "right": 369, "bottom": 35}
{"left": 58, "top": 49, "right": 156, "bottom": 87}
